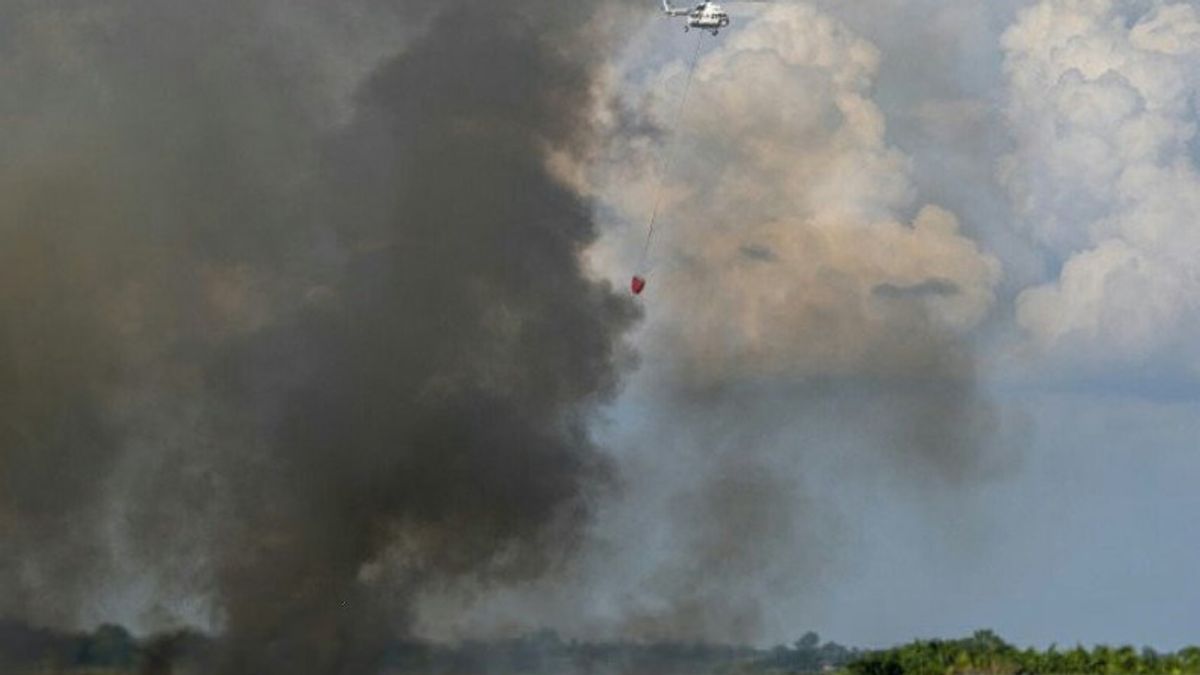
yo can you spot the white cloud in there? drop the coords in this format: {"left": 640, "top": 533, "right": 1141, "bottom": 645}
{"left": 1001, "top": 0, "right": 1200, "bottom": 372}
{"left": 591, "top": 4, "right": 1001, "bottom": 381}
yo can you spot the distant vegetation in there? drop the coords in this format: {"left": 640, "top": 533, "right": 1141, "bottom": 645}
{"left": 841, "top": 630, "right": 1200, "bottom": 675}
{"left": 2, "top": 620, "right": 1197, "bottom": 674}
{"left": 382, "top": 629, "right": 860, "bottom": 674}
{"left": 0, "top": 619, "right": 208, "bottom": 674}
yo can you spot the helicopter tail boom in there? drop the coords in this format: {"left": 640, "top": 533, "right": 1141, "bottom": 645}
{"left": 662, "top": 0, "right": 689, "bottom": 16}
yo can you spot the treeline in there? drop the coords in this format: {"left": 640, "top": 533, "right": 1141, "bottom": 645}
{"left": 384, "top": 629, "right": 856, "bottom": 674}
{"left": 0, "top": 621, "right": 854, "bottom": 674}
{"left": 844, "top": 630, "right": 1200, "bottom": 675}
{"left": 726, "top": 631, "right": 862, "bottom": 674}
{"left": 4, "top": 620, "right": 1198, "bottom": 675}
{"left": 0, "top": 619, "right": 210, "bottom": 673}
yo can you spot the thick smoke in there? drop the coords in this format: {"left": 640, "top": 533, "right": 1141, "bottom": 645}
{"left": 0, "top": 0, "right": 638, "bottom": 673}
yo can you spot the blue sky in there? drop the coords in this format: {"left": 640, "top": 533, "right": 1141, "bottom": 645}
{"left": 821, "top": 389, "right": 1200, "bottom": 649}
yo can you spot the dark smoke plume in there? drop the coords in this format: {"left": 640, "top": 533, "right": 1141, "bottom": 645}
{"left": 0, "top": 0, "right": 638, "bottom": 673}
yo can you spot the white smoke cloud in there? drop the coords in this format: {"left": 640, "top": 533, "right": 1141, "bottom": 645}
{"left": 592, "top": 4, "right": 1002, "bottom": 381}
{"left": 1001, "top": 0, "right": 1200, "bottom": 373}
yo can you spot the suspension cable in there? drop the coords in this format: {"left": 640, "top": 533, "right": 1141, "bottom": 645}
{"left": 636, "top": 32, "right": 705, "bottom": 276}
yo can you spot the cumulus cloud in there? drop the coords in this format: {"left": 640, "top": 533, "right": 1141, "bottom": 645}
{"left": 593, "top": 4, "right": 1002, "bottom": 381}
{"left": 1001, "top": 0, "right": 1200, "bottom": 372}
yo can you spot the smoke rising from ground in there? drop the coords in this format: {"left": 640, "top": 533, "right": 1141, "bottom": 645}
{"left": 0, "top": 0, "right": 639, "bottom": 673}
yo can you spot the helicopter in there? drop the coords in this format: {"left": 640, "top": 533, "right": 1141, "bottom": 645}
{"left": 662, "top": 0, "right": 731, "bottom": 35}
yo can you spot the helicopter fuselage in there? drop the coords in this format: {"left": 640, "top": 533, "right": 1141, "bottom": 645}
{"left": 664, "top": 1, "right": 730, "bottom": 34}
